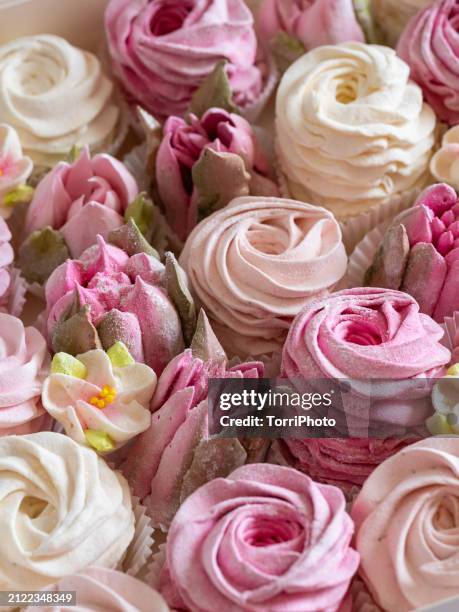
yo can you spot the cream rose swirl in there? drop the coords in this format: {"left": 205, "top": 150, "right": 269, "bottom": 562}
{"left": 0, "top": 432, "right": 135, "bottom": 590}
{"left": 29, "top": 567, "right": 170, "bottom": 612}
{"left": 0, "top": 313, "right": 50, "bottom": 436}
{"left": 179, "top": 196, "right": 347, "bottom": 357}
{"left": 275, "top": 42, "right": 436, "bottom": 219}
{"left": 352, "top": 438, "right": 459, "bottom": 611}
{"left": 282, "top": 288, "right": 451, "bottom": 432}
{"left": 158, "top": 463, "right": 359, "bottom": 612}
{"left": 0, "top": 35, "right": 120, "bottom": 167}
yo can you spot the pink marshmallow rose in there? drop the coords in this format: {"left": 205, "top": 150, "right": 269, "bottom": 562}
{"left": 274, "top": 438, "right": 417, "bottom": 497}
{"left": 258, "top": 0, "right": 364, "bottom": 50}
{"left": 0, "top": 313, "right": 51, "bottom": 436}
{"left": 366, "top": 183, "right": 459, "bottom": 322}
{"left": 282, "top": 288, "right": 451, "bottom": 434}
{"left": 397, "top": 0, "right": 459, "bottom": 125}
{"left": 104, "top": 0, "right": 263, "bottom": 120}
{"left": 0, "top": 218, "right": 26, "bottom": 317}
{"left": 122, "top": 328, "right": 264, "bottom": 527}
{"left": 45, "top": 236, "right": 184, "bottom": 375}
{"left": 157, "top": 108, "right": 275, "bottom": 241}
{"left": 157, "top": 463, "right": 359, "bottom": 612}
{"left": 24, "top": 147, "right": 138, "bottom": 257}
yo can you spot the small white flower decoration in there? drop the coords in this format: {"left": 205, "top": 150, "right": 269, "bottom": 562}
{"left": 0, "top": 124, "right": 33, "bottom": 217}
{"left": 42, "top": 342, "right": 156, "bottom": 452}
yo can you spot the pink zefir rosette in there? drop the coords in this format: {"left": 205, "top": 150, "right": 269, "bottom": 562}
{"left": 27, "top": 567, "right": 169, "bottom": 612}
{"left": 156, "top": 463, "right": 359, "bottom": 612}
{"left": 180, "top": 196, "right": 347, "bottom": 358}
{"left": 0, "top": 313, "right": 50, "bottom": 436}
{"left": 105, "top": 0, "right": 268, "bottom": 121}
{"left": 282, "top": 288, "right": 451, "bottom": 434}
{"left": 397, "top": 0, "right": 459, "bottom": 126}
{"left": 352, "top": 438, "right": 459, "bottom": 610}
{"left": 273, "top": 437, "right": 417, "bottom": 497}
{"left": 25, "top": 146, "right": 138, "bottom": 258}
{"left": 258, "top": 0, "right": 364, "bottom": 50}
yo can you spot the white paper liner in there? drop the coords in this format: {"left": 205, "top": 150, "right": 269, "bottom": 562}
{"left": 340, "top": 187, "right": 421, "bottom": 254}
{"left": 345, "top": 224, "right": 386, "bottom": 288}
{"left": 147, "top": 541, "right": 168, "bottom": 590}
{"left": 441, "top": 312, "right": 459, "bottom": 362}
{"left": 121, "top": 495, "right": 155, "bottom": 580}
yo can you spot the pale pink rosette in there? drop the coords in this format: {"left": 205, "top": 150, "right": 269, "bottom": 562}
{"left": 156, "top": 464, "right": 359, "bottom": 612}
{"left": 258, "top": 0, "right": 364, "bottom": 50}
{"left": 282, "top": 288, "right": 451, "bottom": 433}
{"left": 25, "top": 147, "right": 138, "bottom": 257}
{"left": 397, "top": 0, "right": 459, "bottom": 125}
{"left": 105, "top": 0, "right": 264, "bottom": 120}
{"left": 0, "top": 313, "right": 50, "bottom": 436}
{"left": 180, "top": 196, "right": 347, "bottom": 358}
{"left": 122, "top": 332, "right": 264, "bottom": 527}
{"left": 28, "top": 567, "right": 169, "bottom": 612}
{"left": 352, "top": 438, "right": 459, "bottom": 611}
{"left": 157, "top": 108, "right": 277, "bottom": 241}
{"left": 45, "top": 236, "right": 184, "bottom": 375}
{"left": 0, "top": 123, "right": 33, "bottom": 217}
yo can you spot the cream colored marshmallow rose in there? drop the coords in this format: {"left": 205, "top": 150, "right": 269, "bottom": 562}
{"left": 0, "top": 35, "right": 121, "bottom": 167}
{"left": 180, "top": 196, "right": 347, "bottom": 357}
{"left": 0, "top": 432, "right": 135, "bottom": 590}
{"left": 275, "top": 42, "right": 436, "bottom": 220}
{"left": 352, "top": 438, "right": 459, "bottom": 611}
{"left": 42, "top": 343, "right": 156, "bottom": 453}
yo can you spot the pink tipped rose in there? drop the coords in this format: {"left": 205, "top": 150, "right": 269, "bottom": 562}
{"left": 0, "top": 124, "right": 33, "bottom": 217}
{"left": 105, "top": 0, "right": 264, "bottom": 120}
{"left": 45, "top": 236, "right": 184, "bottom": 375}
{"left": 0, "top": 218, "right": 26, "bottom": 317}
{"left": 366, "top": 183, "right": 459, "bottom": 322}
{"left": 157, "top": 463, "right": 359, "bottom": 612}
{"left": 25, "top": 147, "right": 138, "bottom": 257}
{"left": 0, "top": 313, "right": 51, "bottom": 436}
{"left": 397, "top": 0, "right": 459, "bottom": 125}
{"left": 157, "top": 108, "right": 275, "bottom": 241}
{"left": 122, "top": 312, "right": 264, "bottom": 527}
{"left": 258, "top": 0, "right": 364, "bottom": 51}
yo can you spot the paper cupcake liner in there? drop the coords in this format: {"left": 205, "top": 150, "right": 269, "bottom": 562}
{"left": 345, "top": 224, "right": 386, "bottom": 288}
{"left": 441, "top": 312, "right": 459, "bottom": 362}
{"left": 121, "top": 495, "right": 155, "bottom": 580}
{"left": 340, "top": 187, "right": 421, "bottom": 254}
{"left": 146, "top": 542, "right": 167, "bottom": 590}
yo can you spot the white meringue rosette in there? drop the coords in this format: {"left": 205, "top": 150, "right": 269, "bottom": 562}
{"left": 0, "top": 34, "right": 123, "bottom": 168}
{"left": 427, "top": 363, "right": 459, "bottom": 436}
{"left": 275, "top": 43, "right": 435, "bottom": 222}
{"left": 0, "top": 124, "right": 33, "bottom": 218}
{"left": 42, "top": 342, "right": 156, "bottom": 453}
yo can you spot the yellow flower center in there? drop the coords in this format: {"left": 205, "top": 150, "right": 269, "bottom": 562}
{"left": 89, "top": 385, "right": 117, "bottom": 409}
